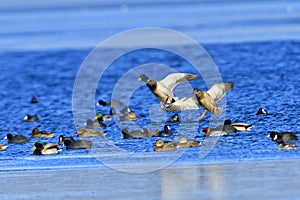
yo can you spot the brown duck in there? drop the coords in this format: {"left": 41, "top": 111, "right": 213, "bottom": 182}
{"left": 164, "top": 82, "right": 233, "bottom": 119}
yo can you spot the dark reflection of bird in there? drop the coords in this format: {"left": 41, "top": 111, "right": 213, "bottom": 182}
{"left": 277, "top": 141, "right": 298, "bottom": 150}
{"left": 164, "top": 82, "right": 233, "bottom": 119}
{"left": 138, "top": 73, "right": 198, "bottom": 109}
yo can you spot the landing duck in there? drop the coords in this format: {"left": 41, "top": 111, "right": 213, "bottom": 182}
{"left": 138, "top": 73, "right": 198, "bottom": 109}
{"left": 164, "top": 82, "right": 233, "bottom": 119}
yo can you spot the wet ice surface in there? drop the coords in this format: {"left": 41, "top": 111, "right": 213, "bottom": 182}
{"left": 1, "top": 160, "right": 300, "bottom": 200}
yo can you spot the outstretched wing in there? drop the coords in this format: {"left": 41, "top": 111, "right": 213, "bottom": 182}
{"left": 160, "top": 73, "right": 198, "bottom": 91}
{"left": 207, "top": 82, "right": 233, "bottom": 101}
{"left": 164, "top": 96, "right": 200, "bottom": 112}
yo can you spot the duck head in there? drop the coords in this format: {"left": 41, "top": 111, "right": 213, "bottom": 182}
{"left": 138, "top": 74, "right": 157, "bottom": 90}
{"left": 5, "top": 134, "right": 13, "bottom": 140}
{"left": 155, "top": 139, "right": 164, "bottom": 147}
{"left": 97, "top": 100, "right": 107, "bottom": 106}
{"left": 193, "top": 88, "right": 204, "bottom": 98}
{"left": 178, "top": 137, "right": 188, "bottom": 144}
{"left": 30, "top": 141, "right": 44, "bottom": 150}
{"left": 94, "top": 113, "right": 103, "bottom": 121}
{"left": 58, "top": 135, "right": 65, "bottom": 145}
{"left": 202, "top": 127, "right": 211, "bottom": 136}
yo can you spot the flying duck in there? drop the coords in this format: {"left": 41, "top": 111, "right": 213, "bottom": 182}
{"left": 138, "top": 73, "right": 198, "bottom": 109}
{"left": 164, "top": 82, "right": 233, "bottom": 119}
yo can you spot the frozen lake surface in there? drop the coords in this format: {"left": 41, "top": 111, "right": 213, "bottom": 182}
{"left": 0, "top": 0, "right": 300, "bottom": 199}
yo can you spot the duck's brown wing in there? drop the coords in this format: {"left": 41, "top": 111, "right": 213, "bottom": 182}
{"left": 159, "top": 73, "right": 198, "bottom": 91}
{"left": 207, "top": 82, "right": 233, "bottom": 101}
{"left": 164, "top": 96, "right": 199, "bottom": 112}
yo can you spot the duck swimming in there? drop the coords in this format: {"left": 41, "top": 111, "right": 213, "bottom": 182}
{"left": 154, "top": 139, "right": 177, "bottom": 152}
{"left": 121, "top": 127, "right": 159, "bottom": 139}
{"left": 159, "top": 125, "right": 173, "bottom": 137}
{"left": 58, "top": 135, "right": 92, "bottom": 149}
{"left": 268, "top": 131, "right": 298, "bottom": 143}
{"left": 31, "top": 128, "right": 54, "bottom": 138}
{"left": 85, "top": 119, "right": 106, "bottom": 129}
{"left": 164, "top": 82, "right": 233, "bottom": 119}
{"left": 169, "top": 114, "right": 180, "bottom": 122}
{"left": 96, "top": 100, "right": 123, "bottom": 107}
{"left": 94, "top": 113, "right": 112, "bottom": 121}
{"left": 202, "top": 127, "right": 228, "bottom": 137}
{"left": 256, "top": 108, "right": 269, "bottom": 115}
{"left": 24, "top": 114, "right": 39, "bottom": 122}
{"left": 177, "top": 137, "right": 201, "bottom": 148}
{"left": 138, "top": 73, "right": 198, "bottom": 109}
{"left": 5, "top": 133, "right": 29, "bottom": 143}
{"left": 119, "top": 111, "right": 138, "bottom": 121}
{"left": 30, "top": 96, "right": 38, "bottom": 103}
{"left": 223, "top": 119, "right": 253, "bottom": 132}
{"left": 30, "top": 141, "right": 60, "bottom": 155}
{"left": 110, "top": 107, "right": 131, "bottom": 115}
{"left": 76, "top": 127, "right": 105, "bottom": 137}
{"left": 0, "top": 144, "right": 8, "bottom": 151}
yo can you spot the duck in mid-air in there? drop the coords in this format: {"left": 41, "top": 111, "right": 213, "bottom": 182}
{"left": 164, "top": 82, "right": 233, "bottom": 119}
{"left": 138, "top": 73, "right": 198, "bottom": 109}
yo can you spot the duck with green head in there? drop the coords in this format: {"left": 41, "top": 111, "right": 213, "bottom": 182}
{"left": 30, "top": 141, "right": 60, "bottom": 155}
{"left": 94, "top": 113, "right": 112, "bottom": 121}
